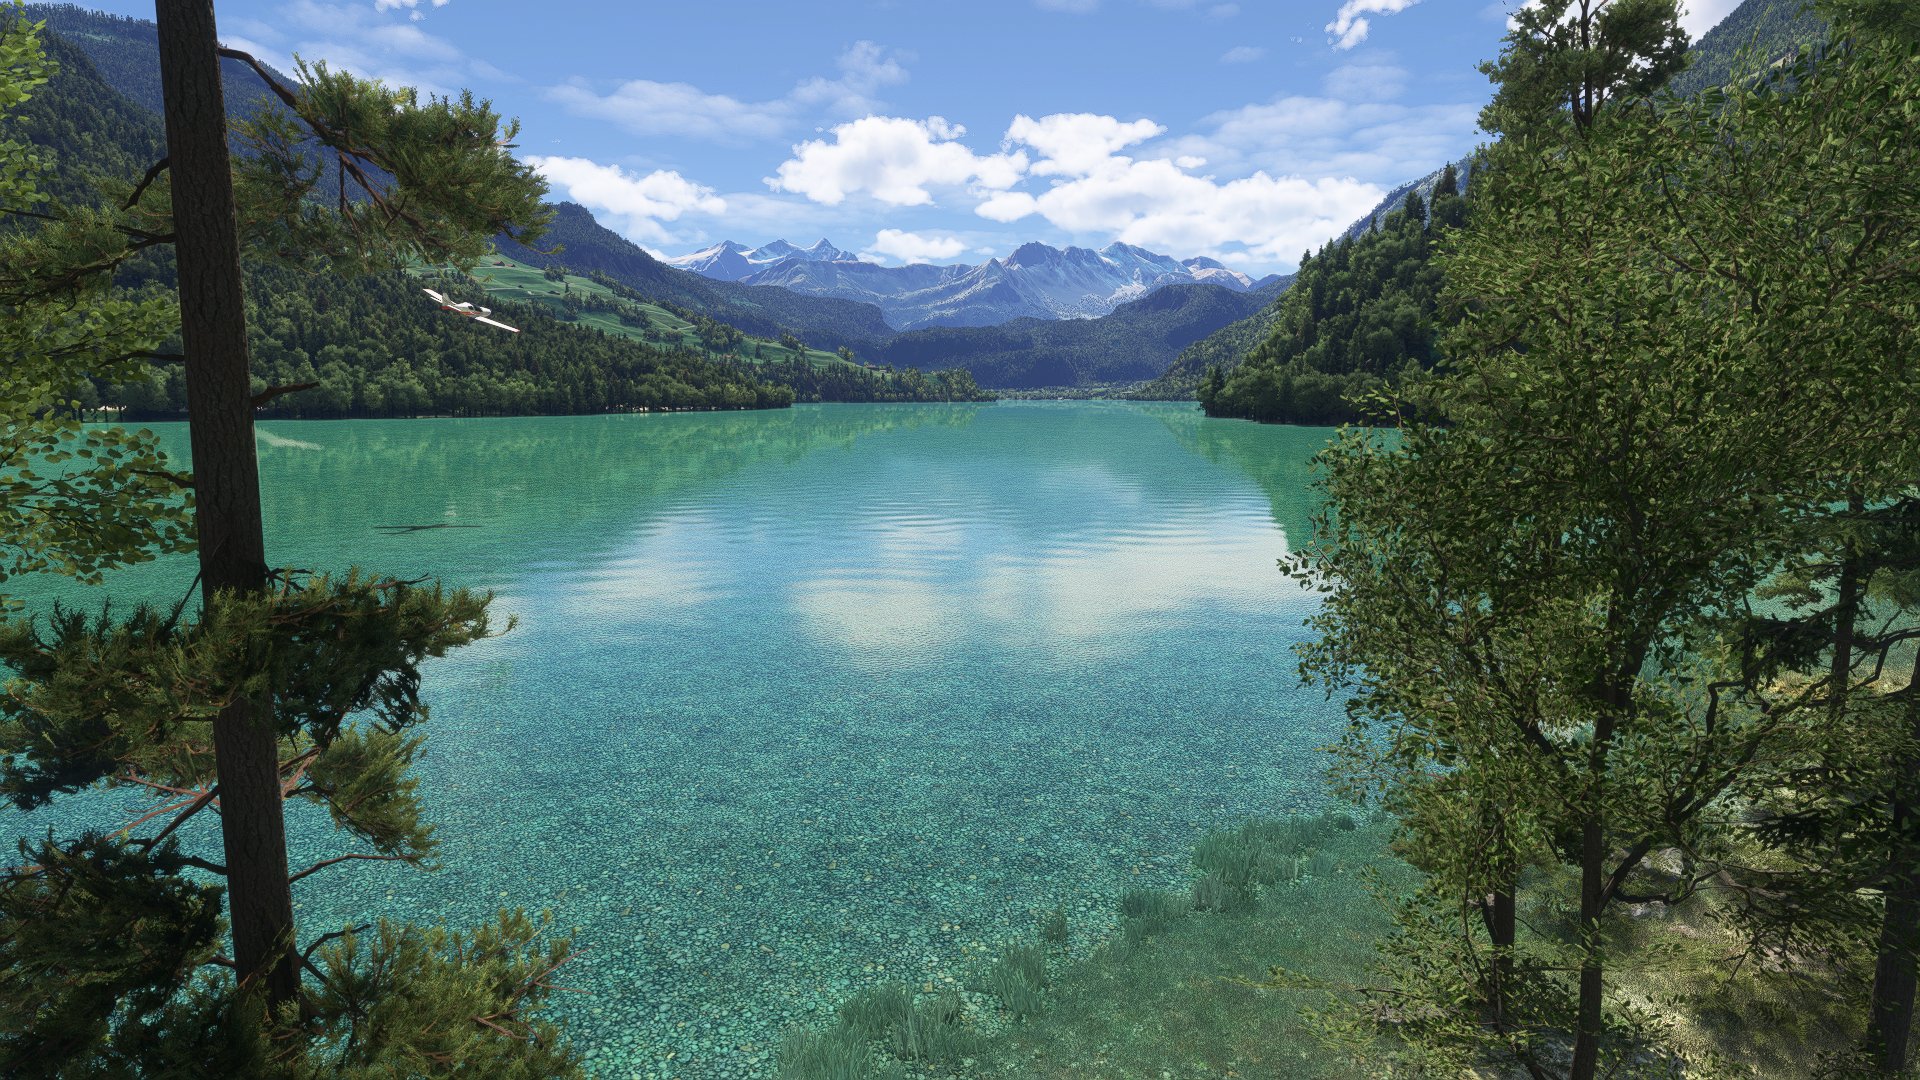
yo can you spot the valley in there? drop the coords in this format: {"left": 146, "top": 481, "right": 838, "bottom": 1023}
{"left": 3, "top": 2, "right": 1913, "bottom": 1080}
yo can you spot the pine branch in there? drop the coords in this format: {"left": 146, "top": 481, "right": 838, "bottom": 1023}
{"left": 124, "top": 157, "right": 170, "bottom": 211}
{"left": 250, "top": 381, "right": 320, "bottom": 408}
{"left": 287, "top": 852, "right": 411, "bottom": 884}
{"left": 300, "top": 922, "right": 372, "bottom": 965}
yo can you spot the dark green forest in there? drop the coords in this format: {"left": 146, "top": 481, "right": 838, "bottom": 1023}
{"left": 1199, "top": 175, "right": 1466, "bottom": 424}
{"left": 1665, "top": 0, "right": 1828, "bottom": 96}
{"left": 1169, "top": 1, "right": 1833, "bottom": 426}
{"left": 1129, "top": 280, "right": 1290, "bottom": 400}
{"left": 13, "top": 8, "right": 983, "bottom": 416}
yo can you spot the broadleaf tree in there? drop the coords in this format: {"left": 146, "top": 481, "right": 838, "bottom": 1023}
{"left": 1285, "top": 5, "right": 1920, "bottom": 1077}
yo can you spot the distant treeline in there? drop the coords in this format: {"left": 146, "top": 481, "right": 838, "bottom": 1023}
{"left": 17, "top": 15, "right": 986, "bottom": 419}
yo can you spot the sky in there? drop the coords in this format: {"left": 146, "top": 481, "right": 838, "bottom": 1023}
{"left": 89, "top": 0, "right": 1744, "bottom": 274}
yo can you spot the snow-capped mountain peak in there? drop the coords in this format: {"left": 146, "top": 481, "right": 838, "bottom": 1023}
{"left": 663, "top": 237, "right": 1260, "bottom": 328}
{"left": 662, "top": 238, "right": 858, "bottom": 281}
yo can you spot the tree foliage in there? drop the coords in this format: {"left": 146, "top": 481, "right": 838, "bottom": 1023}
{"left": 0, "top": 12, "right": 187, "bottom": 604}
{"left": 0, "top": 7, "right": 583, "bottom": 1073}
{"left": 1200, "top": 186, "right": 1465, "bottom": 425}
{"left": 1478, "top": 0, "right": 1690, "bottom": 138}
{"left": 1287, "top": 7, "right": 1920, "bottom": 1077}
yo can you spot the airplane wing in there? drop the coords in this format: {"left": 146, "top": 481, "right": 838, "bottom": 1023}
{"left": 423, "top": 288, "right": 446, "bottom": 303}
{"left": 475, "top": 315, "right": 520, "bottom": 333}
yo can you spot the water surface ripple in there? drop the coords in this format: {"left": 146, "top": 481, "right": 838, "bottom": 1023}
{"left": 6, "top": 401, "right": 1340, "bottom": 1078}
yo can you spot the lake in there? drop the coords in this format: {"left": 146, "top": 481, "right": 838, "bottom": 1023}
{"left": 5, "top": 401, "right": 1342, "bottom": 1077}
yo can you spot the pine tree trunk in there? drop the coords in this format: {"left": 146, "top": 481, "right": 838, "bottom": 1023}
{"left": 1866, "top": 650, "right": 1920, "bottom": 1073}
{"left": 154, "top": 0, "right": 300, "bottom": 1010}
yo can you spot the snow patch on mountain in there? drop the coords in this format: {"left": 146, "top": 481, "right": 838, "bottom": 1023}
{"left": 664, "top": 237, "right": 1259, "bottom": 329}
{"left": 663, "top": 238, "right": 860, "bottom": 281}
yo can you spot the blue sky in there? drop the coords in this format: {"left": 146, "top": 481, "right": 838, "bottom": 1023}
{"left": 89, "top": 0, "right": 1742, "bottom": 273}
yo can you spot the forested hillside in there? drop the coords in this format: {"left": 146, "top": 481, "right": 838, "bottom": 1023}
{"left": 1667, "top": 0, "right": 1827, "bottom": 96}
{"left": 10, "top": 12, "right": 982, "bottom": 414}
{"left": 494, "top": 203, "right": 900, "bottom": 350}
{"left": 869, "top": 279, "right": 1284, "bottom": 388}
{"left": 1178, "top": 0, "right": 1831, "bottom": 423}
{"left": 1130, "top": 280, "right": 1291, "bottom": 399}
{"left": 28, "top": 3, "right": 280, "bottom": 119}
{"left": 1200, "top": 175, "right": 1465, "bottom": 423}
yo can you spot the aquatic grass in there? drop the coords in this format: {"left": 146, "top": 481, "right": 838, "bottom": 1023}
{"left": 964, "top": 815, "right": 1404, "bottom": 1078}
{"left": 888, "top": 993, "right": 973, "bottom": 1063}
{"left": 777, "top": 1024, "right": 897, "bottom": 1080}
{"left": 805, "top": 814, "right": 1405, "bottom": 1077}
{"left": 1190, "top": 869, "right": 1252, "bottom": 914}
{"left": 837, "top": 981, "right": 914, "bottom": 1042}
{"left": 1038, "top": 908, "right": 1069, "bottom": 944}
{"left": 1118, "top": 887, "right": 1189, "bottom": 945}
{"left": 984, "top": 943, "right": 1051, "bottom": 1019}
{"left": 834, "top": 982, "right": 974, "bottom": 1066}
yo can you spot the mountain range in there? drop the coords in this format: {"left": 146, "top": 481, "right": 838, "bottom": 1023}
{"left": 501, "top": 209, "right": 1286, "bottom": 386}
{"left": 24, "top": 0, "right": 1818, "bottom": 397}
{"left": 665, "top": 237, "right": 1271, "bottom": 331}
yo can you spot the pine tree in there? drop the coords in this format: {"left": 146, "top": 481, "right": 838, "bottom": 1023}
{"left": 0, "top": 3, "right": 584, "bottom": 1072}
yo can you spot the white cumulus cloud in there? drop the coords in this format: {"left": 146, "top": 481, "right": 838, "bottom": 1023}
{"left": 1326, "top": 0, "right": 1421, "bottom": 49}
{"left": 1220, "top": 45, "right": 1266, "bottom": 63}
{"left": 769, "top": 116, "right": 1028, "bottom": 207}
{"left": 1166, "top": 93, "right": 1478, "bottom": 187}
{"left": 526, "top": 156, "right": 726, "bottom": 245}
{"left": 1004, "top": 113, "right": 1165, "bottom": 177}
{"left": 281, "top": 0, "right": 498, "bottom": 95}
{"left": 862, "top": 229, "right": 970, "bottom": 264}
{"left": 373, "top": 0, "right": 448, "bottom": 9}
{"left": 1322, "top": 61, "right": 1408, "bottom": 101}
{"left": 972, "top": 157, "right": 1380, "bottom": 266}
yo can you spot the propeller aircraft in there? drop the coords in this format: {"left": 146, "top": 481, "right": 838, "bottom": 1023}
{"left": 422, "top": 288, "right": 520, "bottom": 333}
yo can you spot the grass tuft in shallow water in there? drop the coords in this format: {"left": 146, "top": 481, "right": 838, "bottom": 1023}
{"left": 777, "top": 1024, "right": 897, "bottom": 1080}
{"left": 1037, "top": 908, "right": 1069, "bottom": 944}
{"left": 836, "top": 981, "right": 915, "bottom": 1042}
{"left": 1118, "top": 887, "right": 1189, "bottom": 944}
{"left": 888, "top": 992, "right": 972, "bottom": 1063}
{"left": 800, "top": 812, "right": 1398, "bottom": 1078}
{"left": 983, "top": 943, "right": 1051, "bottom": 1019}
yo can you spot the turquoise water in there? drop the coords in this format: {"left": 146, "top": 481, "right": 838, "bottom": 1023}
{"left": 5, "top": 402, "right": 1340, "bottom": 1078}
